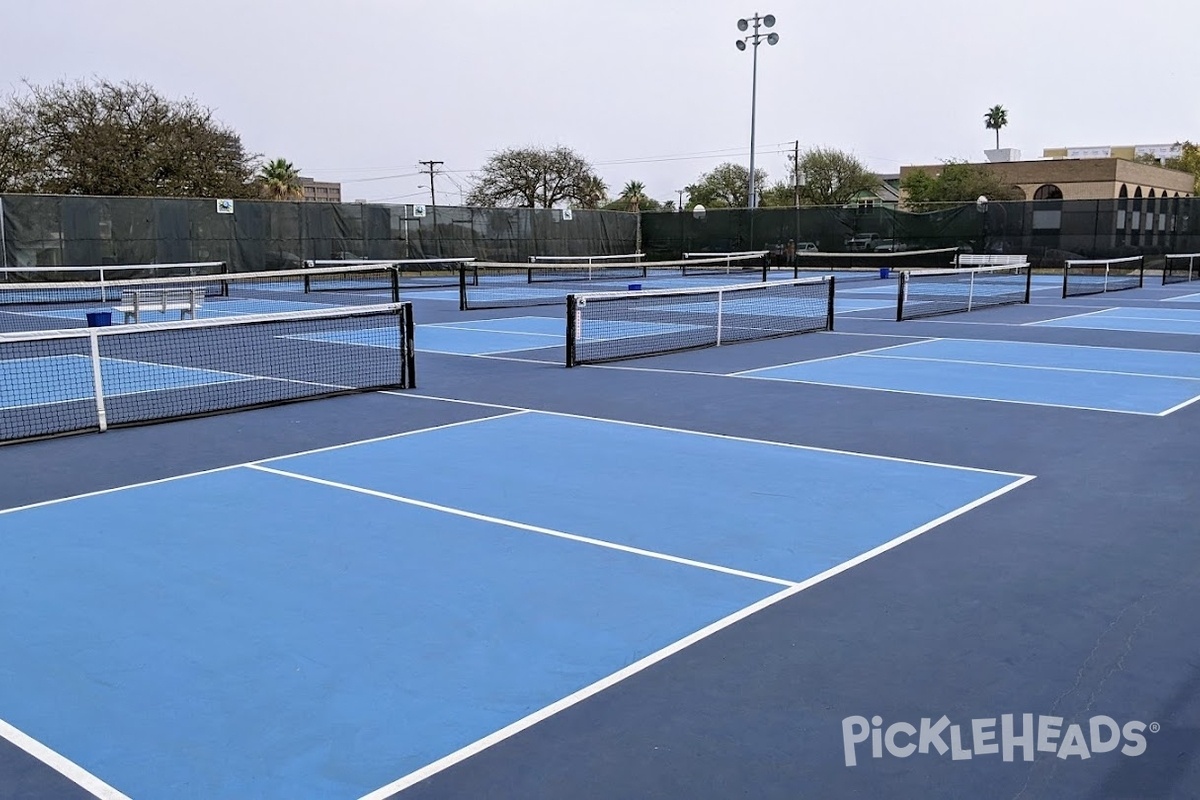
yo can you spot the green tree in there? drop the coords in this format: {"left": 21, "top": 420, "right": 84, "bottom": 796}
{"left": 794, "top": 147, "right": 880, "bottom": 207}
{"left": 757, "top": 180, "right": 797, "bottom": 207}
{"left": 1165, "top": 141, "right": 1200, "bottom": 194}
{"left": 984, "top": 105, "right": 1008, "bottom": 150}
{"left": 258, "top": 158, "right": 304, "bottom": 200}
{"left": 577, "top": 174, "right": 609, "bottom": 209}
{"left": 685, "top": 162, "right": 767, "bottom": 209}
{"left": 901, "top": 160, "right": 1023, "bottom": 210}
{"left": 466, "top": 145, "right": 604, "bottom": 208}
{"left": 604, "top": 180, "right": 664, "bottom": 212}
{"left": 0, "top": 78, "right": 259, "bottom": 197}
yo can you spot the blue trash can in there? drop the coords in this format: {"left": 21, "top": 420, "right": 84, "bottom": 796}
{"left": 86, "top": 311, "right": 112, "bottom": 327}
{"left": 879, "top": 268, "right": 890, "bottom": 279}
{"left": 628, "top": 283, "right": 642, "bottom": 291}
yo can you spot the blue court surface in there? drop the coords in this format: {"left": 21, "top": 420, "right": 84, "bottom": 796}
{"left": 735, "top": 337, "right": 1200, "bottom": 415}
{"left": 0, "top": 355, "right": 250, "bottom": 409}
{"left": 1030, "top": 305, "right": 1200, "bottom": 335}
{"left": 0, "top": 411, "right": 1028, "bottom": 799}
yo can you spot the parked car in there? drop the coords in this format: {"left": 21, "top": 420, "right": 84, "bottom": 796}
{"left": 844, "top": 233, "right": 880, "bottom": 252}
{"left": 796, "top": 241, "right": 819, "bottom": 252}
{"left": 870, "top": 239, "right": 908, "bottom": 253}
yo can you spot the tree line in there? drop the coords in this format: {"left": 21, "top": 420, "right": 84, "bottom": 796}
{"left": 3, "top": 79, "right": 1197, "bottom": 210}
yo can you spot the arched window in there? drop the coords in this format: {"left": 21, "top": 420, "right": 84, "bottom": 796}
{"left": 1009, "top": 186, "right": 1026, "bottom": 200}
{"left": 1131, "top": 188, "right": 1144, "bottom": 244}
{"left": 1134, "top": 187, "right": 1143, "bottom": 198}
{"left": 1149, "top": 189, "right": 1156, "bottom": 198}
{"left": 1119, "top": 184, "right": 1129, "bottom": 198}
{"left": 1033, "top": 184, "right": 1064, "bottom": 200}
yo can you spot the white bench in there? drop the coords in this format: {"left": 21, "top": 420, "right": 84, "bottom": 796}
{"left": 955, "top": 253, "right": 1028, "bottom": 268}
{"left": 115, "top": 287, "right": 205, "bottom": 323}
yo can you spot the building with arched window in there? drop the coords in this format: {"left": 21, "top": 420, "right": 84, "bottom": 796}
{"left": 898, "top": 158, "right": 1193, "bottom": 203}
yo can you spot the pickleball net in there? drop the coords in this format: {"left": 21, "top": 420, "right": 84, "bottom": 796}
{"left": 566, "top": 276, "right": 834, "bottom": 366}
{"left": 897, "top": 263, "right": 1033, "bottom": 320}
{"left": 1062, "top": 256, "right": 1145, "bottom": 297}
{"left": 460, "top": 253, "right": 771, "bottom": 310}
{"left": 1162, "top": 253, "right": 1200, "bottom": 285}
{"left": 305, "top": 258, "right": 476, "bottom": 289}
{"left": 0, "top": 303, "right": 415, "bottom": 444}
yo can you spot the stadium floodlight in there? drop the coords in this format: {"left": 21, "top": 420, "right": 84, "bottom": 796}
{"left": 735, "top": 13, "right": 780, "bottom": 210}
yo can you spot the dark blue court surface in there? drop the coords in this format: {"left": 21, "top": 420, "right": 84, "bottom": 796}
{"left": 3, "top": 278, "right": 1200, "bottom": 800}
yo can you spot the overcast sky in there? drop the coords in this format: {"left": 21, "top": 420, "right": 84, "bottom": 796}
{"left": 3, "top": 0, "right": 1197, "bottom": 206}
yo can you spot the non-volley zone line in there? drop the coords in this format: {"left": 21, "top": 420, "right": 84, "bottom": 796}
{"left": 1027, "top": 306, "right": 1200, "bottom": 335}
{"left": 734, "top": 337, "right": 1200, "bottom": 415}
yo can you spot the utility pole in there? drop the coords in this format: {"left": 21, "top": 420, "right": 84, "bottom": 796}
{"left": 677, "top": 189, "right": 685, "bottom": 210}
{"left": 792, "top": 140, "right": 801, "bottom": 207}
{"left": 419, "top": 160, "right": 443, "bottom": 206}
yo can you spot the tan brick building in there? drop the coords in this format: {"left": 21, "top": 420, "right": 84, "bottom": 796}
{"left": 299, "top": 177, "right": 342, "bottom": 203}
{"left": 899, "top": 158, "right": 1193, "bottom": 202}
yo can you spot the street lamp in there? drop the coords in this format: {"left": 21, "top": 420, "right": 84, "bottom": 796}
{"left": 736, "top": 13, "right": 779, "bottom": 210}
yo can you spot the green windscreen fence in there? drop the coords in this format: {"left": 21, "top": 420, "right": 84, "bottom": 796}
{"left": 0, "top": 195, "right": 639, "bottom": 272}
{"left": 3, "top": 194, "right": 1198, "bottom": 271}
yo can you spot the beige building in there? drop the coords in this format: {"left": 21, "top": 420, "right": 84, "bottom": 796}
{"left": 299, "top": 177, "right": 342, "bottom": 203}
{"left": 899, "top": 158, "right": 1193, "bottom": 202}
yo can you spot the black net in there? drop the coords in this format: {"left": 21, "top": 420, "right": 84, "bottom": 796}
{"left": 0, "top": 303, "right": 414, "bottom": 444}
{"left": 792, "top": 247, "right": 958, "bottom": 272}
{"left": 681, "top": 251, "right": 770, "bottom": 278}
{"left": 1162, "top": 254, "right": 1200, "bottom": 285}
{"left": 304, "top": 258, "right": 474, "bottom": 290}
{"left": 0, "top": 263, "right": 423, "bottom": 333}
{"left": 566, "top": 277, "right": 834, "bottom": 366}
{"left": 1062, "top": 257, "right": 1145, "bottom": 297}
{"left": 460, "top": 255, "right": 770, "bottom": 310}
{"left": 897, "top": 265, "right": 1032, "bottom": 320}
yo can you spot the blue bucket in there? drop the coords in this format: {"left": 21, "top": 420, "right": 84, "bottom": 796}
{"left": 879, "top": 268, "right": 890, "bottom": 279}
{"left": 628, "top": 283, "right": 642, "bottom": 291}
{"left": 86, "top": 311, "right": 112, "bottom": 327}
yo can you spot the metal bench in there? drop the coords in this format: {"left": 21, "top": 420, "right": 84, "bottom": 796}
{"left": 955, "top": 253, "right": 1028, "bottom": 268}
{"left": 115, "top": 287, "right": 205, "bottom": 323}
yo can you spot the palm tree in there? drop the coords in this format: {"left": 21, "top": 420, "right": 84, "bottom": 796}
{"left": 258, "top": 158, "right": 304, "bottom": 200}
{"left": 620, "top": 180, "right": 647, "bottom": 212}
{"left": 577, "top": 174, "right": 608, "bottom": 209}
{"left": 984, "top": 105, "right": 1008, "bottom": 150}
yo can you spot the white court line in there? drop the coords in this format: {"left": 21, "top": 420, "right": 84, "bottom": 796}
{"left": 1158, "top": 394, "right": 1200, "bottom": 416}
{"left": 357, "top": 472, "right": 1035, "bottom": 799}
{"left": 247, "top": 464, "right": 796, "bottom": 587}
{"left": 729, "top": 338, "right": 941, "bottom": 376}
{"left": 1021, "top": 307, "right": 1117, "bottom": 326}
{"left": 0, "top": 718, "right": 130, "bottom": 800}
{"left": 369, "top": 398, "right": 1031, "bottom": 478}
{"left": 0, "top": 413, "right": 525, "bottom": 517}
{"left": 736, "top": 374, "right": 1163, "bottom": 416}
{"left": 860, "top": 352, "right": 1200, "bottom": 382}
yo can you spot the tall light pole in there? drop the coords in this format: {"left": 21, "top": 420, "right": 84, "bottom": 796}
{"left": 736, "top": 13, "right": 778, "bottom": 210}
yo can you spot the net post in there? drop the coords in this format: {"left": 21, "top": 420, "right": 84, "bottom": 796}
{"left": 458, "top": 263, "right": 468, "bottom": 311}
{"left": 565, "top": 294, "right": 577, "bottom": 367}
{"left": 1023, "top": 264, "right": 1032, "bottom": 303}
{"left": 966, "top": 271, "right": 975, "bottom": 312}
{"left": 896, "top": 271, "right": 906, "bottom": 322}
{"left": 760, "top": 254, "right": 768, "bottom": 283}
{"left": 1137, "top": 255, "right": 1145, "bottom": 288}
{"left": 826, "top": 276, "right": 836, "bottom": 330}
{"left": 1103, "top": 263, "right": 1109, "bottom": 294}
{"left": 390, "top": 266, "right": 400, "bottom": 303}
{"left": 401, "top": 302, "right": 416, "bottom": 388}
{"left": 88, "top": 331, "right": 108, "bottom": 433}
{"left": 1061, "top": 263, "right": 1070, "bottom": 299}
{"left": 716, "top": 289, "right": 724, "bottom": 346}
{"left": 526, "top": 266, "right": 534, "bottom": 284}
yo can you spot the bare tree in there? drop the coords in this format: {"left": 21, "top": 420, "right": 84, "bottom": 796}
{"left": 0, "top": 78, "right": 260, "bottom": 197}
{"left": 466, "top": 146, "right": 604, "bottom": 208}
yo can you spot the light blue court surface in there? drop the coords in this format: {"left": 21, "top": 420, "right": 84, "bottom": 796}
{"left": 0, "top": 412, "right": 1025, "bottom": 799}
{"left": 0, "top": 355, "right": 249, "bottom": 409}
{"left": 738, "top": 338, "right": 1200, "bottom": 415}
{"left": 1032, "top": 306, "right": 1200, "bottom": 336}
{"left": 20, "top": 298, "right": 334, "bottom": 324}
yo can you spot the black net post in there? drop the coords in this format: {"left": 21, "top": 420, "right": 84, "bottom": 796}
{"left": 1061, "top": 266, "right": 1070, "bottom": 299}
{"left": 400, "top": 302, "right": 416, "bottom": 388}
{"left": 826, "top": 276, "right": 836, "bottom": 330}
{"left": 390, "top": 267, "right": 401, "bottom": 303}
{"left": 458, "top": 264, "right": 469, "bottom": 311}
{"left": 896, "top": 272, "right": 908, "bottom": 322}
{"left": 1137, "top": 255, "right": 1145, "bottom": 288}
{"left": 1023, "top": 264, "right": 1033, "bottom": 303}
{"left": 565, "top": 294, "right": 578, "bottom": 367}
